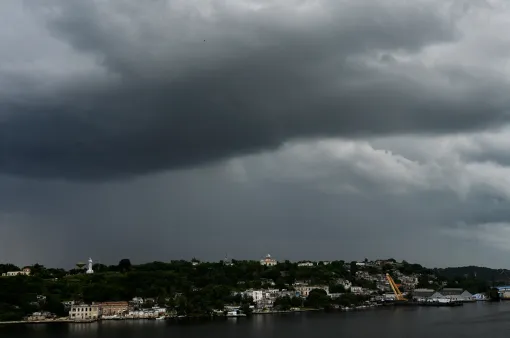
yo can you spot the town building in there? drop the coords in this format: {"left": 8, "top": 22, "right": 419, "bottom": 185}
{"left": 294, "top": 285, "right": 330, "bottom": 297}
{"left": 355, "top": 271, "right": 371, "bottom": 280}
{"left": 413, "top": 288, "right": 435, "bottom": 300}
{"left": 472, "top": 293, "right": 488, "bottom": 300}
{"left": 100, "top": 301, "right": 129, "bottom": 316}
{"left": 131, "top": 297, "right": 144, "bottom": 306}
{"left": 1, "top": 267, "right": 31, "bottom": 277}
{"left": 437, "top": 288, "right": 473, "bottom": 301}
{"left": 383, "top": 293, "right": 396, "bottom": 301}
{"left": 294, "top": 280, "right": 311, "bottom": 286}
{"left": 127, "top": 307, "right": 167, "bottom": 319}
{"left": 260, "top": 278, "right": 276, "bottom": 286}
{"left": 350, "top": 286, "right": 363, "bottom": 294}
{"left": 297, "top": 261, "right": 314, "bottom": 267}
{"left": 260, "top": 254, "right": 277, "bottom": 266}
{"left": 335, "top": 278, "right": 352, "bottom": 290}
{"left": 26, "top": 312, "right": 55, "bottom": 321}
{"left": 62, "top": 301, "right": 75, "bottom": 311}
{"left": 70, "top": 304, "right": 100, "bottom": 321}
{"left": 411, "top": 288, "right": 474, "bottom": 302}
{"left": 375, "top": 259, "right": 395, "bottom": 266}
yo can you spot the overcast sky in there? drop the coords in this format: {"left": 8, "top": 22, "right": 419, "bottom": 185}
{"left": 2, "top": 0, "right": 510, "bottom": 268}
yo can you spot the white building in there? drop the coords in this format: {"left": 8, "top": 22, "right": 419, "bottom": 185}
{"left": 2, "top": 267, "right": 31, "bottom": 277}
{"left": 336, "top": 279, "right": 352, "bottom": 290}
{"left": 297, "top": 261, "right": 315, "bottom": 267}
{"left": 260, "top": 254, "right": 277, "bottom": 266}
{"left": 350, "top": 286, "right": 363, "bottom": 294}
{"left": 294, "top": 285, "right": 329, "bottom": 297}
{"left": 242, "top": 289, "right": 280, "bottom": 302}
{"left": 70, "top": 304, "right": 100, "bottom": 321}
{"left": 249, "top": 290, "right": 264, "bottom": 302}
{"left": 383, "top": 293, "right": 396, "bottom": 301}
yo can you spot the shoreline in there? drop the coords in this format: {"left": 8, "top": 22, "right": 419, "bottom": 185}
{"left": 0, "top": 302, "right": 476, "bottom": 326}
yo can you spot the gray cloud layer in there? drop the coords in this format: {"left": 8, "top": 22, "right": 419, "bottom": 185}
{"left": 2, "top": 0, "right": 509, "bottom": 179}
{"left": 3, "top": 0, "right": 510, "bottom": 268}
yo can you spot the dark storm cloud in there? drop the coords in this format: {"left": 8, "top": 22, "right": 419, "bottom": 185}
{"left": 0, "top": 169, "right": 488, "bottom": 267}
{"left": 2, "top": 0, "right": 508, "bottom": 180}
{"left": 4, "top": 128, "right": 510, "bottom": 267}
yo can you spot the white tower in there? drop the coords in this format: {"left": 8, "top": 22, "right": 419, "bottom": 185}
{"left": 86, "top": 257, "right": 94, "bottom": 274}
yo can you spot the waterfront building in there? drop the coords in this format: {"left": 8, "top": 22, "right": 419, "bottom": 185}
{"left": 473, "top": 293, "right": 488, "bottom": 300}
{"left": 439, "top": 289, "right": 473, "bottom": 302}
{"left": 494, "top": 286, "right": 510, "bottom": 299}
{"left": 260, "top": 254, "right": 277, "bottom": 266}
{"left": 383, "top": 293, "right": 396, "bottom": 301}
{"left": 26, "top": 312, "right": 55, "bottom": 321}
{"left": 100, "top": 301, "right": 129, "bottom": 316}
{"left": 294, "top": 285, "right": 330, "bottom": 297}
{"left": 70, "top": 304, "right": 100, "bottom": 320}
{"left": 413, "top": 288, "right": 435, "bottom": 299}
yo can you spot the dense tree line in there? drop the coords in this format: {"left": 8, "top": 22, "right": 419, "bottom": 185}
{"left": 0, "top": 259, "right": 496, "bottom": 321}
{"left": 0, "top": 259, "right": 352, "bottom": 320}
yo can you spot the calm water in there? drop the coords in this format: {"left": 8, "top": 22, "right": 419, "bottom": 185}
{"left": 3, "top": 302, "right": 510, "bottom": 338}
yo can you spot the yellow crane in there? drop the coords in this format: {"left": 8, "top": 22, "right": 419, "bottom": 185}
{"left": 386, "top": 273, "right": 407, "bottom": 301}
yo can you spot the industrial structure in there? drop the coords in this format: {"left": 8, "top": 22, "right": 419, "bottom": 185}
{"left": 386, "top": 273, "right": 407, "bottom": 301}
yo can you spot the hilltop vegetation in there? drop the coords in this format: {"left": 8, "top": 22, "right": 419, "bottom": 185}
{"left": 0, "top": 259, "right": 503, "bottom": 321}
{"left": 435, "top": 266, "right": 510, "bottom": 284}
{"left": 0, "top": 260, "right": 351, "bottom": 320}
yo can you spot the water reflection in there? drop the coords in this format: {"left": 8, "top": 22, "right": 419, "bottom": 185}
{"left": 2, "top": 304, "right": 510, "bottom": 338}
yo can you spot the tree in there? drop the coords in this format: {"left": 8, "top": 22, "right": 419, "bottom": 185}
{"left": 350, "top": 261, "right": 358, "bottom": 280}
{"left": 0, "top": 264, "right": 20, "bottom": 274}
{"left": 329, "top": 282, "right": 347, "bottom": 293}
{"left": 43, "top": 295, "right": 66, "bottom": 317}
{"left": 305, "top": 289, "right": 330, "bottom": 309}
{"left": 241, "top": 303, "right": 252, "bottom": 315}
{"left": 93, "top": 263, "right": 108, "bottom": 272}
{"left": 274, "top": 296, "right": 292, "bottom": 310}
{"left": 118, "top": 259, "right": 132, "bottom": 273}
{"left": 333, "top": 293, "right": 369, "bottom": 307}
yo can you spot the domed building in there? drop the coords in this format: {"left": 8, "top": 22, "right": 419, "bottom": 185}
{"left": 260, "top": 254, "right": 277, "bottom": 266}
